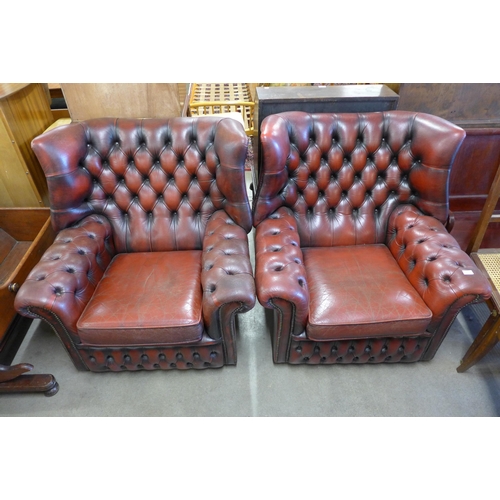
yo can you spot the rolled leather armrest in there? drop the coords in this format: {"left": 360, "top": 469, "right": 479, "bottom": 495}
{"left": 201, "top": 210, "right": 256, "bottom": 333}
{"left": 14, "top": 214, "right": 115, "bottom": 341}
{"left": 255, "top": 206, "right": 309, "bottom": 331}
{"left": 386, "top": 204, "right": 492, "bottom": 329}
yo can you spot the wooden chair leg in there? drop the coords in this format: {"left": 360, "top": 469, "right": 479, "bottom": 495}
{"left": 457, "top": 312, "right": 500, "bottom": 372}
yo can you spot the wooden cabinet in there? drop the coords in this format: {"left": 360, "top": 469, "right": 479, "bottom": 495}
{"left": 0, "top": 208, "right": 55, "bottom": 362}
{"left": 0, "top": 83, "right": 53, "bottom": 207}
{"left": 60, "top": 83, "right": 182, "bottom": 121}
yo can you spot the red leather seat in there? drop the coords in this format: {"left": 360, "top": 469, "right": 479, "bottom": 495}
{"left": 253, "top": 111, "right": 492, "bottom": 364}
{"left": 15, "top": 116, "right": 256, "bottom": 372}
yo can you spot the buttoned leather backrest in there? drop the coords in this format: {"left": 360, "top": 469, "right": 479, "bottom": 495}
{"left": 253, "top": 111, "right": 465, "bottom": 247}
{"left": 32, "top": 116, "right": 252, "bottom": 252}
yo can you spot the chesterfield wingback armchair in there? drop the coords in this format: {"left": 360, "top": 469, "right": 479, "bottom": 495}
{"left": 253, "top": 111, "right": 492, "bottom": 365}
{"left": 14, "top": 116, "right": 256, "bottom": 372}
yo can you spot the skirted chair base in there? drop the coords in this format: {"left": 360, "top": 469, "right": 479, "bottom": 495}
{"left": 287, "top": 334, "right": 432, "bottom": 364}
{"left": 67, "top": 339, "right": 228, "bottom": 372}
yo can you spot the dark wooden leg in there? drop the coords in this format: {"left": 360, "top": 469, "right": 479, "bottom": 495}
{"left": 0, "top": 373, "right": 59, "bottom": 396}
{"left": 457, "top": 311, "right": 500, "bottom": 372}
{"left": 0, "top": 317, "right": 60, "bottom": 396}
{"left": 0, "top": 315, "right": 33, "bottom": 365}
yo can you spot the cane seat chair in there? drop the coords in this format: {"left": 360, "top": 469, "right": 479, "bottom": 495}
{"left": 457, "top": 162, "right": 500, "bottom": 372}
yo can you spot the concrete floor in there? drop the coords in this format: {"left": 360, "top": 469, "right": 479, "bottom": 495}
{"left": 1, "top": 253, "right": 500, "bottom": 417}
{"left": 2, "top": 172, "right": 500, "bottom": 416}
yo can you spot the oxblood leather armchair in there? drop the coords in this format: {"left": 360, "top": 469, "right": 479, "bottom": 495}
{"left": 253, "top": 111, "right": 492, "bottom": 365}
{"left": 14, "top": 116, "right": 255, "bottom": 372}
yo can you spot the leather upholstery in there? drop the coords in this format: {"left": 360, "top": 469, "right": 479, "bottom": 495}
{"left": 253, "top": 111, "right": 463, "bottom": 242}
{"left": 32, "top": 116, "right": 252, "bottom": 247}
{"left": 253, "top": 111, "right": 492, "bottom": 364}
{"left": 77, "top": 251, "right": 204, "bottom": 345}
{"left": 304, "top": 245, "right": 432, "bottom": 340}
{"left": 15, "top": 116, "right": 255, "bottom": 372}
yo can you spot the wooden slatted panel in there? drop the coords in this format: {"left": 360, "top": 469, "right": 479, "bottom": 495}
{"left": 188, "top": 83, "right": 255, "bottom": 136}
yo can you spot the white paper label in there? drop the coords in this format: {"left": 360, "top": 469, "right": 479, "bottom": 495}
{"left": 462, "top": 270, "right": 474, "bottom": 275}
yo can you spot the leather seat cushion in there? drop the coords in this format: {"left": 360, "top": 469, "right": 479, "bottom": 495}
{"left": 303, "top": 245, "right": 432, "bottom": 341}
{"left": 77, "top": 251, "right": 204, "bottom": 346}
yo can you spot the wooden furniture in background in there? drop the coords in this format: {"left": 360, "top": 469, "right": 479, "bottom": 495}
{"left": 0, "top": 83, "right": 54, "bottom": 207}
{"left": 0, "top": 207, "right": 58, "bottom": 396}
{"left": 48, "top": 83, "right": 70, "bottom": 120}
{"left": 60, "top": 83, "right": 183, "bottom": 121}
{"left": 186, "top": 83, "right": 256, "bottom": 136}
{"left": 397, "top": 83, "right": 500, "bottom": 250}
